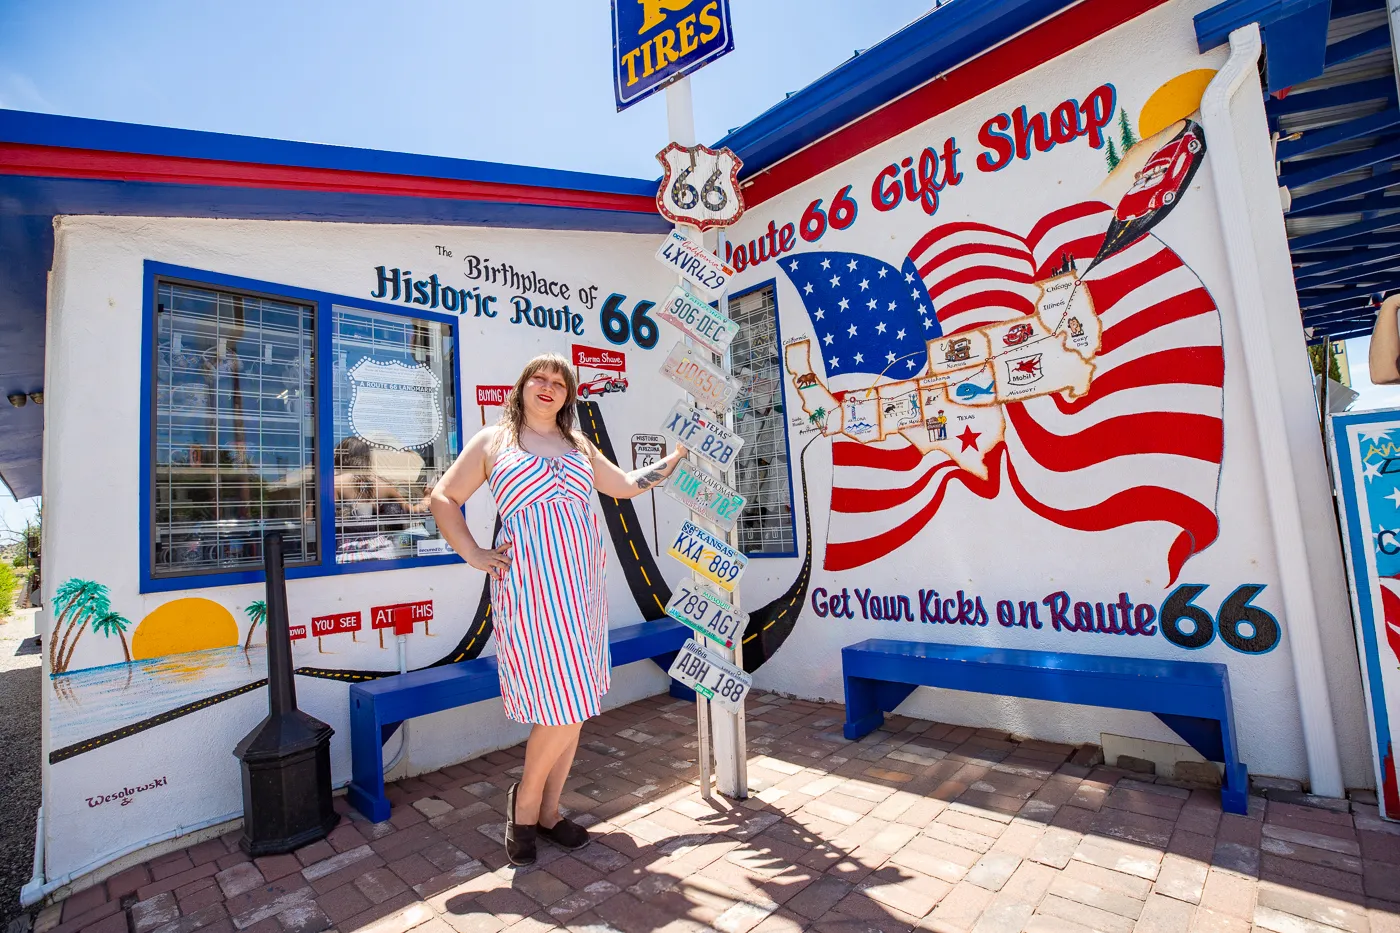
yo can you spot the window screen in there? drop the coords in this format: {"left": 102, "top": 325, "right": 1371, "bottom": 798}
{"left": 331, "top": 305, "right": 458, "bottom": 563}
{"left": 153, "top": 282, "right": 317, "bottom": 576}
{"left": 728, "top": 285, "right": 796, "bottom": 556}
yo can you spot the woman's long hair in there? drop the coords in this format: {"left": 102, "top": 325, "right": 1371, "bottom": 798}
{"left": 500, "top": 353, "right": 583, "bottom": 450}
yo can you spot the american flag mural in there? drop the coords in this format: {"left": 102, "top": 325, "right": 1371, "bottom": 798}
{"left": 782, "top": 197, "right": 1225, "bottom": 584}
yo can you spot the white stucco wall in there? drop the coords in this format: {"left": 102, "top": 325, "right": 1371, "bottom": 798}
{"left": 40, "top": 216, "right": 689, "bottom": 883}
{"left": 721, "top": 0, "right": 1373, "bottom": 789}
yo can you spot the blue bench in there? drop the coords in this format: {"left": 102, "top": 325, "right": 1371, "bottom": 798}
{"left": 348, "top": 618, "right": 695, "bottom": 821}
{"left": 841, "top": 639, "right": 1249, "bottom": 814}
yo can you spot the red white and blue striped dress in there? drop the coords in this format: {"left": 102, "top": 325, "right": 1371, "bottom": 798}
{"left": 487, "top": 441, "right": 610, "bottom": 725}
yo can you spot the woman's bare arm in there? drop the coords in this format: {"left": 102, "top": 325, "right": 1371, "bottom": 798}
{"left": 1370, "top": 294, "right": 1400, "bottom": 385}
{"left": 589, "top": 438, "right": 687, "bottom": 500}
{"left": 428, "top": 426, "right": 512, "bottom": 574}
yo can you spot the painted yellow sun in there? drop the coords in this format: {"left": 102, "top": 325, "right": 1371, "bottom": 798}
{"left": 132, "top": 598, "right": 239, "bottom": 660}
{"left": 1139, "top": 69, "right": 1218, "bottom": 140}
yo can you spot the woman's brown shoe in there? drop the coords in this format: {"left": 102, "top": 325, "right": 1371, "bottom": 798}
{"left": 505, "top": 783, "right": 537, "bottom": 865}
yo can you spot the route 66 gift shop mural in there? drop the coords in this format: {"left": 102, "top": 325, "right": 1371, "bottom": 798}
{"left": 719, "top": 0, "right": 1368, "bottom": 790}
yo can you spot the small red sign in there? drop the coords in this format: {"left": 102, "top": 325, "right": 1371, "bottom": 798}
{"left": 311, "top": 611, "right": 362, "bottom": 638}
{"left": 572, "top": 344, "right": 626, "bottom": 372}
{"left": 371, "top": 600, "right": 434, "bottom": 636}
{"left": 289, "top": 625, "right": 307, "bottom": 641}
{"left": 477, "top": 385, "right": 512, "bottom": 407}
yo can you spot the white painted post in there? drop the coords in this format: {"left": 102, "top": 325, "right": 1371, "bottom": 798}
{"left": 664, "top": 76, "right": 747, "bottom": 800}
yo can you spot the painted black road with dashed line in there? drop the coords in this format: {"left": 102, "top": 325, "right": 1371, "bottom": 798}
{"left": 741, "top": 433, "right": 817, "bottom": 672}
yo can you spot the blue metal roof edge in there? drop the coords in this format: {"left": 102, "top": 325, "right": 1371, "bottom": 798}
{"left": 713, "top": 0, "right": 1079, "bottom": 179}
{"left": 0, "top": 108, "right": 659, "bottom": 198}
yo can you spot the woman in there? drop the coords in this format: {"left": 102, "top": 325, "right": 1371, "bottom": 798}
{"left": 428, "top": 353, "right": 685, "bottom": 865}
{"left": 1369, "top": 293, "right": 1400, "bottom": 385}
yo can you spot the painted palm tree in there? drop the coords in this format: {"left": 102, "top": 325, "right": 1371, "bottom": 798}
{"left": 244, "top": 600, "right": 267, "bottom": 650}
{"left": 89, "top": 610, "right": 133, "bottom": 665}
{"left": 51, "top": 579, "right": 110, "bottom": 673}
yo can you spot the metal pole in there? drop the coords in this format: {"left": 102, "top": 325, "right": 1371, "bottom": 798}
{"left": 263, "top": 531, "right": 296, "bottom": 716}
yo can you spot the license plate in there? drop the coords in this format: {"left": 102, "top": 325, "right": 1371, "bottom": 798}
{"left": 660, "top": 402, "right": 743, "bottom": 469}
{"left": 665, "top": 579, "right": 749, "bottom": 649}
{"left": 656, "top": 284, "right": 739, "bottom": 356}
{"left": 667, "top": 520, "right": 747, "bottom": 591}
{"left": 660, "top": 342, "right": 741, "bottom": 410}
{"left": 654, "top": 230, "right": 733, "bottom": 301}
{"left": 667, "top": 637, "right": 752, "bottom": 714}
{"left": 664, "top": 460, "right": 745, "bottom": 532}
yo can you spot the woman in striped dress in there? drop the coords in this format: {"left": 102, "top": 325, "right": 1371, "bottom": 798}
{"left": 429, "top": 353, "right": 685, "bottom": 865}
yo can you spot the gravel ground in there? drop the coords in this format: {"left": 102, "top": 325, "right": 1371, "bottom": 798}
{"left": 0, "top": 608, "right": 42, "bottom": 929}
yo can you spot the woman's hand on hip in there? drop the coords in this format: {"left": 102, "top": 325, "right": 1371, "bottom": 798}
{"left": 467, "top": 539, "right": 513, "bottom": 576}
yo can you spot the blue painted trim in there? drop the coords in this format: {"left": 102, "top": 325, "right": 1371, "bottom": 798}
{"left": 140, "top": 262, "right": 469, "bottom": 594}
{"left": 728, "top": 276, "right": 799, "bottom": 560}
{"left": 1329, "top": 409, "right": 1398, "bottom": 810}
{"left": 0, "top": 109, "right": 658, "bottom": 198}
{"left": 1266, "top": 77, "right": 1394, "bottom": 119}
{"left": 1326, "top": 24, "right": 1390, "bottom": 69}
{"left": 0, "top": 176, "right": 670, "bottom": 236}
{"left": 714, "top": 0, "right": 1078, "bottom": 180}
{"left": 1278, "top": 107, "right": 1400, "bottom": 161}
{"left": 1289, "top": 170, "right": 1400, "bottom": 216}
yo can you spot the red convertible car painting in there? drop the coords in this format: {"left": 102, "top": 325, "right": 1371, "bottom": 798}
{"left": 577, "top": 373, "right": 628, "bottom": 398}
{"left": 1092, "top": 119, "right": 1207, "bottom": 269}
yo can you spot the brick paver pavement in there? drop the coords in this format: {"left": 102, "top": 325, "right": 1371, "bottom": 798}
{"left": 32, "top": 692, "right": 1400, "bottom": 933}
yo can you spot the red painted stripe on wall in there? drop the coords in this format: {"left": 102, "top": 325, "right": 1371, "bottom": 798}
{"left": 0, "top": 143, "right": 660, "bottom": 214}
{"left": 741, "top": 0, "right": 1172, "bottom": 207}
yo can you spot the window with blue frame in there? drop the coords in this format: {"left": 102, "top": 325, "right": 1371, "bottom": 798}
{"left": 149, "top": 274, "right": 461, "bottom": 586}
{"left": 153, "top": 282, "right": 318, "bottom": 576}
{"left": 331, "top": 305, "right": 457, "bottom": 563}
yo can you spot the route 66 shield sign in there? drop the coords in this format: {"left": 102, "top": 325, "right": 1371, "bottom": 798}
{"left": 349, "top": 358, "right": 443, "bottom": 450}
{"left": 656, "top": 142, "right": 745, "bottom": 231}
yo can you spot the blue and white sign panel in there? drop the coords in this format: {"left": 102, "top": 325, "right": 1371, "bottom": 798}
{"left": 612, "top": 0, "right": 735, "bottom": 111}
{"left": 1329, "top": 407, "right": 1400, "bottom": 820}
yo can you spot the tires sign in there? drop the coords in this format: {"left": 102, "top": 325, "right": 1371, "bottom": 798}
{"left": 665, "top": 578, "right": 749, "bottom": 649}
{"left": 655, "top": 231, "right": 735, "bottom": 303}
{"left": 660, "top": 402, "right": 743, "bottom": 468}
{"left": 667, "top": 637, "right": 751, "bottom": 714}
{"left": 661, "top": 342, "right": 740, "bottom": 410}
{"left": 664, "top": 459, "right": 745, "bottom": 532}
{"left": 667, "top": 520, "right": 747, "bottom": 591}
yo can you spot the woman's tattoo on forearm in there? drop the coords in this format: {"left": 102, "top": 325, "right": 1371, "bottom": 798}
{"left": 634, "top": 467, "right": 667, "bottom": 491}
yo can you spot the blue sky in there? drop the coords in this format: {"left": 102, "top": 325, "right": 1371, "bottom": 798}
{"left": 0, "top": 1, "right": 937, "bottom": 529}
{"left": 0, "top": 0, "right": 934, "bottom": 179}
